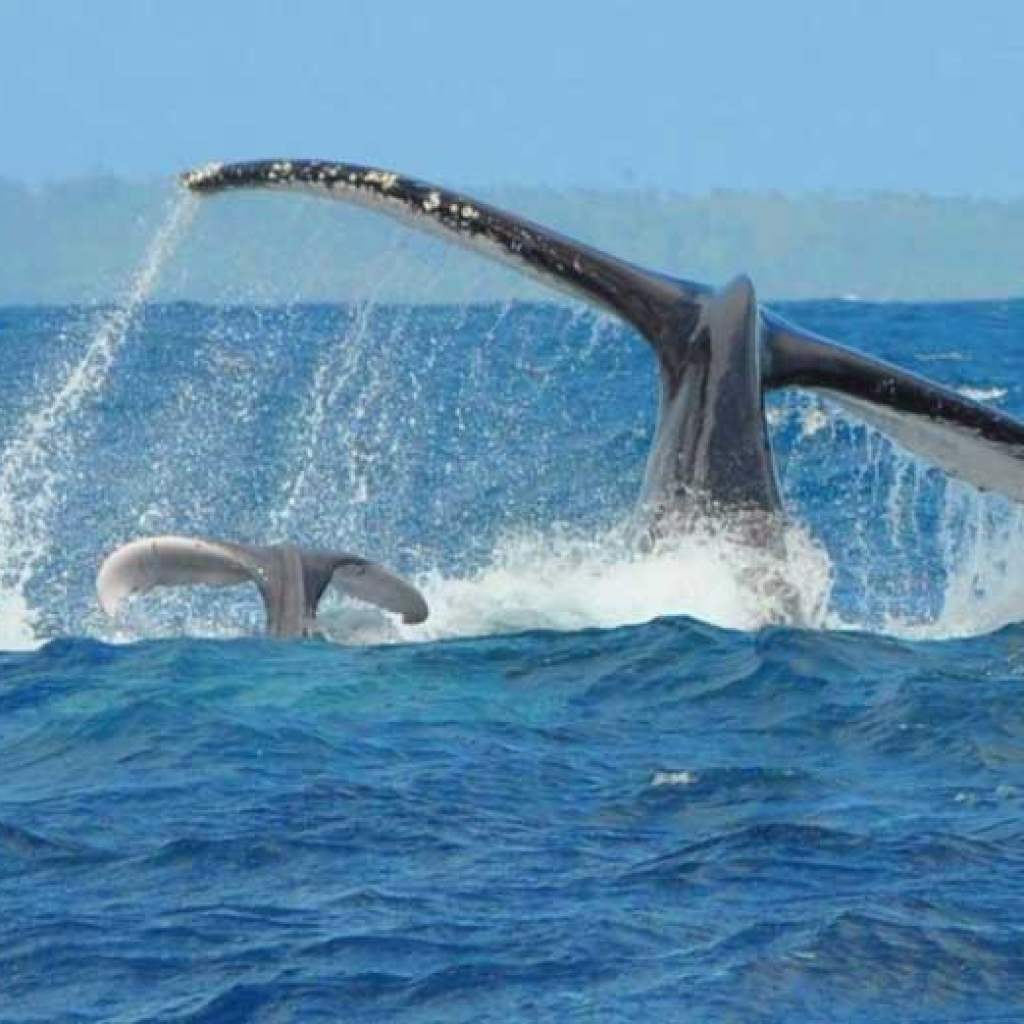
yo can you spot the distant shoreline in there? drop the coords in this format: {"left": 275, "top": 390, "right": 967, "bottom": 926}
{"left": 2, "top": 176, "right": 1022, "bottom": 304}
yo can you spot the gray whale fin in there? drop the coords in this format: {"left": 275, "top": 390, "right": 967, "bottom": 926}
{"left": 296, "top": 548, "right": 430, "bottom": 625}
{"left": 97, "top": 536, "right": 429, "bottom": 637}
{"left": 182, "top": 158, "right": 1024, "bottom": 514}
{"left": 765, "top": 313, "right": 1024, "bottom": 501}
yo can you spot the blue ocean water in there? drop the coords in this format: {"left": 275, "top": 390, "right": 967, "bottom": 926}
{"left": 1, "top": 213, "right": 1024, "bottom": 1021}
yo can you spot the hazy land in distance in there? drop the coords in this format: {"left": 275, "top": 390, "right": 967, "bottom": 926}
{"left": 2, "top": 175, "right": 1022, "bottom": 305}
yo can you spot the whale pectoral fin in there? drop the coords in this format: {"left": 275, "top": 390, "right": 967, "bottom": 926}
{"left": 765, "top": 313, "right": 1024, "bottom": 501}
{"left": 96, "top": 536, "right": 259, "bottom": 616}
{"left": 303, "top": 551, "right": 429, "bottom": 625}
{"left": 181, "top": 159, "right": 707, "bottom": 348}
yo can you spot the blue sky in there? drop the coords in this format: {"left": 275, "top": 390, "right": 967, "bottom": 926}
{"left": 2, "top": 0, "right": 1022, "bottom": 194}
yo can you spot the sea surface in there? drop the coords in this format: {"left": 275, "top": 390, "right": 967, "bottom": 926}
{"left": 1, "top": 201, "right": 1023, "bottom": 1022}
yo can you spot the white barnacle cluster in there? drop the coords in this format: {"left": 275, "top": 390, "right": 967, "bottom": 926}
{"left": 460, "top": 205, "right": 480, "bottom": 221}
{"left": 422, "top": 190, "right": 442, "bottom": 213}
{"left": 266, "top": 160, "right": 295, "bottom": 183}
{"left": 313, "top": 164, "right": 337, "bottom": 188}
{"left": 362, "top": 169, "right": 399, "bottom": 191}
{"left": 181, "top": 162, "right": 224, "bottom": 189}
{"left": 444, "top": 201, "right": 473, "bottom": 231}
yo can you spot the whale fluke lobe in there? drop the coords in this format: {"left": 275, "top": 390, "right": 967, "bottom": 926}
{"left": 97, "top": 536, "right": 251, "bottom": 616}
{"left": 181, "top": 157, "right": 1024, "bottom": 532}
{"left": 295, "top": 549, "right": 429, "bottom": 626}
{"left": 180, "top": 158, "right": 708, "bottom": 348}
{"left": 97, "top": 536, "right": 428, "bottom": 637}
{"left": 764, "top": 314, "right": 1024, "bottom": 501}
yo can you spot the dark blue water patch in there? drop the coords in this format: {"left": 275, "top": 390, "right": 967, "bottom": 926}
{"left": 1, "top": 620, "right": 1022, "bottom": 1022}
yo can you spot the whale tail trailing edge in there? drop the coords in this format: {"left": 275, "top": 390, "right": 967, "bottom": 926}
{"left": 97, "top": 536, "right": 428, "bottom": 636}
{"left": 182, "top": 158, "right": 1024, "bottom": 510}
{"left": 764, "top": 315, "right": 1024, "bottom": 502}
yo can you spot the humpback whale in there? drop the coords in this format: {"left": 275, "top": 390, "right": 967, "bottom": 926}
{"left": 97, "top": 536, "right": 428, "bottom": 638}
{"left": 181, "top": 159, "right": 1024, "bottom": 539}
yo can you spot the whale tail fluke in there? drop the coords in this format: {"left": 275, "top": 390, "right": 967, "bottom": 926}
{"left": 181, "top": 157, "right": 1024, "bottom": 515}
{"left": 97, "top": 535, "right": 428, "bottom": 636}
{"left": 96, "top": 536, "right": 253, "bottom": 616}
{"left": 297, "top": 549, "right": 429, "bottom": 625}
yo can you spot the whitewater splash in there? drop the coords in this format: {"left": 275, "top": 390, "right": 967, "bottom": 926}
{"left": 100, "top": 476, "right": 1024, "bottom": 648}
{"left": 96, "top": 519, "right": 832, "bottom": 647}
{"left": 393, "top": 521, "right": 833, "bottom": 642}
{"left": 0, "top": 192, "right": 197, "bottom": 650}
{"left": 302, "top": 482, "right": 1024, "bottom": 647}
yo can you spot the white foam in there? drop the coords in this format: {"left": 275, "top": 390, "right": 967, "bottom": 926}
{"left": 58, "top": 486, "right": 1024, "bottom": 649}
{"left": 651, "top": 770, "right": 699, "bottom": 786}
{"left": 316, "top": 521, "right": 834, "bottom": 646}
{"left": 0, "top": 588, "right": 39, "bottom": 652}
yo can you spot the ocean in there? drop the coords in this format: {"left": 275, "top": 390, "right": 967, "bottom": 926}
{"left": 1, "top": 197, "right": 1023, "bottom": 1022}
